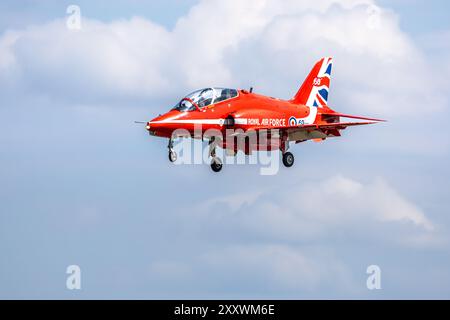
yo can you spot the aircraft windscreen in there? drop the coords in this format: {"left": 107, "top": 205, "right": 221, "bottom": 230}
{"left": 172, "top": 88, "right": 238, "bottom": 112}
{"left": 172, "top": 99, "right": 196, "bottom": 112}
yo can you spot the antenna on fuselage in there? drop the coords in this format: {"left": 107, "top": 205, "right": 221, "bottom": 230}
{"left": 249, "top": 87, "right": 253, "bottom": 93}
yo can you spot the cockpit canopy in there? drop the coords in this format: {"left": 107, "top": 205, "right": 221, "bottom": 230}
{"left": 172, "top": 88, "right": 238, "bottom": 112}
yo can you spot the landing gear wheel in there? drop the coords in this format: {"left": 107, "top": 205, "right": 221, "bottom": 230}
{"left": 282, "top": 152, "right": 294, "bottom": 168}
{"left": 169, "top": 150, "right": 177, "bottom": 163}
{"left": 210, "top": 157, "right": 223, "bottom": 172}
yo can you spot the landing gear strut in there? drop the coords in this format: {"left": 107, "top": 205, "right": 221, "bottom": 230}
{"left": 209, "top": 136, "right": 222, "bottom": 172}
{"left": 168, "top": 139, "right": 177, "bottom": 163}
{"left": 280, "top": 134, "right": 294, "bottom": 168}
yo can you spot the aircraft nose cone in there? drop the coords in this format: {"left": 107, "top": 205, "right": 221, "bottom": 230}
{"left": 146, "top": 110, "right": 180, "bottom": 137}
{"left": 148, "top": 115, "right": 164, "bottom": 129}
{"left": 149, "top": 111, "right": 180, "bottom": 127}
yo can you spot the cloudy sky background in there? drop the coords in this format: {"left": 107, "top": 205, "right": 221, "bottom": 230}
{"left": 1, "top": 0, "right": 450, "bottom": 299}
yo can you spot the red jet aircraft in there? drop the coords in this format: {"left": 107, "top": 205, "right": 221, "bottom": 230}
{"left": 142, "top": 57, "right": 385, "bottom": 172}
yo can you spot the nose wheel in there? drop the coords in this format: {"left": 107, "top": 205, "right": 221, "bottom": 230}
{"left": 282, "top": 152, "right": 294, "bottom": 167}
{"left": 169, "top": 150, "right": 177, "bottom": 163}
{"left": 168, "top": 138, "right": 177, "bottom": 163}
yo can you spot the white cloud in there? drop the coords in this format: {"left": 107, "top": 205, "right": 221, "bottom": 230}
{"left": 0, "top": 0, "right": 445, "bottom": 113}
{"left": 146, "top": 242, "right": 358, "bottom": 297}
{"left": 200, "top": 244, "right": 355, "bottom": 294}
{"left": 143, "top": 173, "right": 446, "bottom": 295}
{"left": 222, "top": 3, "right": 444, "bottom": 116}
{"left": 1, "top": 0, "right": 450, "bottom": 299}
{"left": 1, "top": 0, "right": 448, "bottom": 157}
{"left": 192, "top": 174, "right": 438, "bottom": 246}
{"left": 0, "top": 18, "right": 174, "bottom": 101}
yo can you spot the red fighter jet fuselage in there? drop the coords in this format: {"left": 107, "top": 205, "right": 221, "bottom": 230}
{"left": 142, "top": 57, "right": 385, "bottom": 172}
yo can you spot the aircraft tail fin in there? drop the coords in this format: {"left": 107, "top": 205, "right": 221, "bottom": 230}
{"left": 291, "top": 57, "right": 333, "bottom": 107}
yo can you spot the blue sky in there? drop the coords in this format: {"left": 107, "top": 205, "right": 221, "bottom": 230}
{"left": 1, "top": 0, "right": 450, "bottom": 299}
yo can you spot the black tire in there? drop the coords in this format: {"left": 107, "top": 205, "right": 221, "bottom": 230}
{"left": 169, "top": 151, "right": 177, "bottom": 163}
{"left": 210, "top": 158, "right": 223, "bottom": 172}
{"left": 282, "top": 152, "right": 294, "bottom": 167}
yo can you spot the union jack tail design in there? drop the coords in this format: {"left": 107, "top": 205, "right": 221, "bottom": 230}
{"left": 291, "top": 57, "right": 333, "bottom": 108}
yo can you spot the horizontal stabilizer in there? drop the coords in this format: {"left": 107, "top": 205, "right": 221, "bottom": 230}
{"left": 321, "top": 111, "right": 386, "bottom": 122}
{"left": 239, "top": 121, "right": 381, "bottom": 134}
{"left": 300, "top": 121, "right": 381, "bottom": 130}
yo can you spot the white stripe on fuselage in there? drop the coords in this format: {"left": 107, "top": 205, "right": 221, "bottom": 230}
{"left": 149, "top": 110, "right": 316, "bottom": 127}
{"left": 150, "top": 119, "right": 223, "bottom": 125}
{"left": 150, "top": 118, "right": 249, "bottom": 125}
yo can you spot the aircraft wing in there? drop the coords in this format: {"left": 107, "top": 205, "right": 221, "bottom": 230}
{"left": 295, "top": 121, "right": 381, "bottom": 130}
{"left": 320, "top": 111, "right": 386, "bottom": 122}
{"left": 238, "top": 120, "right": 381, "bottom": 133}
{"left": 229, "top": 121, "right": 382, "bottom": 144}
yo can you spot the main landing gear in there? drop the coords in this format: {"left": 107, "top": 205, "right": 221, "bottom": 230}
{"left": 282, "top": 152, "right": 294, "bottom": 167}
{"left": 210, "top": 157, "right": 223, "bottom": 172}
{"left": 280, "top": 136, "right": 294, "bottom": 168}
{"left": 209, "top": 136, "right": 222, "bottom": 173}
{"left": 166, "top": 137, "right": 294, "bottom": 171}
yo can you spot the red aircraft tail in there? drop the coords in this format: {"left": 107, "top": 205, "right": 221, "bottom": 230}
{"left": 291, "top": 57, "right": 333, "bottom": 108}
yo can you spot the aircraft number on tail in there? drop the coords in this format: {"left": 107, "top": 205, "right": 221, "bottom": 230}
{"left": 313, "top": 77, "right": 322, "bottom": 86}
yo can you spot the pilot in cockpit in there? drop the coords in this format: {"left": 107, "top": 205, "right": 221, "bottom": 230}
{"left": 172, "top": 88, "right": 238, "bottom": 112}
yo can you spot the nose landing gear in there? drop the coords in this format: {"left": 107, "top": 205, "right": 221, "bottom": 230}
{"left": 169, "top": 150, "right": 177, "bottom": 163}
{"left": 168, "top": 139, "right": 177, "bottom": 163}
